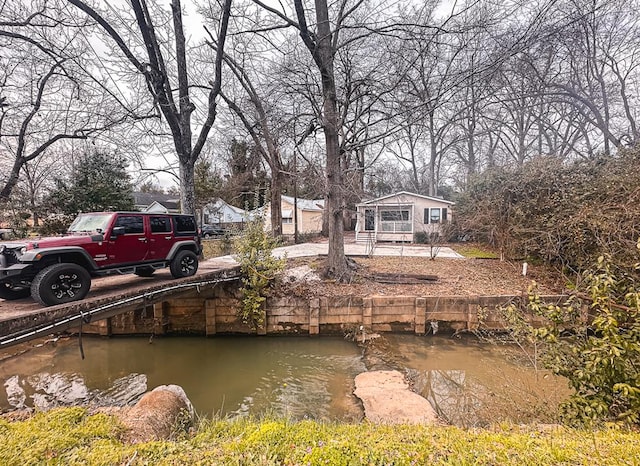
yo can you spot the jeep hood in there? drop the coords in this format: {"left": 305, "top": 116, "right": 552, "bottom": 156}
{"left": 16, "top": 234, "right": 103, "bottom": 251}
{"left": 0, "top": 240, "right": 27, "bottom": 249}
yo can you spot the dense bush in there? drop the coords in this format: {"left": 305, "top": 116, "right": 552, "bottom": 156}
{"left": 455, "top": 149, "right": 640, "bottom": 272}
{"left": 37, "top": 214, "right": 75, "bottom": 236}
{"left": 550, "top": 254, "right": 640, "bottom": 427}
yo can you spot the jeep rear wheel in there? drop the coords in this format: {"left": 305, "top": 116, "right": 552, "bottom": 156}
{"left": 31, "top": 263, "right": 91, "bottom": 306}
{"left": 0, "top": 283, "right": 31, "bottom": 300}
{"left": 170, "top": 250, "right": 198, "bottom": 278}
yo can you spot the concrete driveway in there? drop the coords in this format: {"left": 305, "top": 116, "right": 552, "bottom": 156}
{"left": 207, "top": 240, "right": 463, "bottom": 267}
{"left": 272, "top": 242, "right": 463, "bottom": 259}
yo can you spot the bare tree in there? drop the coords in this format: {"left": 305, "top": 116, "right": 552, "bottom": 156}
{"left": 67, "top": 0, "right": 232, "bottom": 214}
{"left": 528, "top": 0, "right": 640, "bottom": 155}
{"left": 19, "top": 148, "right": 69, "bottom": 226}
{"left": 249, "top": 0, "right": 369, "bottom": 279}
{"left": 209, "top": 44, "right": 287, "bottom": 236}
{"left": 0, "top": 1, "right": 131, "bottom": 201}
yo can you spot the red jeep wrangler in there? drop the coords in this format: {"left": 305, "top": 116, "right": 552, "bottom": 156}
{"left": 0, "top": 212, "right": 202, "bottom": 306}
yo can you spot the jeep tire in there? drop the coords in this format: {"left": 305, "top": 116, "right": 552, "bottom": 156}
{"left": 170, "top": 250, "right": 198, "bottom": 278}
{"left": 0, "top": 283, "right": 31, "bottom": 300}
{"left": 31, "top": 263, "right": 92, "bottom": 306}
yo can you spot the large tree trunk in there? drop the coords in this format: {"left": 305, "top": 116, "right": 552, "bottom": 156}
{"left": 178, "top": 156, "right": 196, "bottom": 215}
{"left": 313, "top": 0, "right": 348, "bottom": 280}
{"left": 270, "top": 170, "right": 283, "bottom": 237}
{"left": 0, "top": 161, "right": 21, "bottom": 201}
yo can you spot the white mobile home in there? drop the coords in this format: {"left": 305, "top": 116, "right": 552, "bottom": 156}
{"left": 355, "top": 191, "right": 454, "bottom": 243}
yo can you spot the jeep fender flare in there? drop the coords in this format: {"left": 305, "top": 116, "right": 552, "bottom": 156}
{"left": 166, "top": 241, "right": 200, "bottom": 261}
{"left": 20, "top": 246, "right": 99, "bottom": 271}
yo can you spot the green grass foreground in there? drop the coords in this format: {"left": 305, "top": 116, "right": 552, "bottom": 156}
{"left": 1, "top": 408, "right": 639, "bottom": 465}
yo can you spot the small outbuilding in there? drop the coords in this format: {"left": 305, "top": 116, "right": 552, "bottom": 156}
{"left": 355, "top": 191, "right": 454, "bottom": 243}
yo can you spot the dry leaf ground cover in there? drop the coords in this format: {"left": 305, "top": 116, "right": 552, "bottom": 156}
{"left": 277, "top": 253, "right": 565, "bottom": 299}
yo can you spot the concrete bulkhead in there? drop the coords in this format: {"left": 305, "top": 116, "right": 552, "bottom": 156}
{"left": 75, "top": 281, "right": 566, "bottom": 337}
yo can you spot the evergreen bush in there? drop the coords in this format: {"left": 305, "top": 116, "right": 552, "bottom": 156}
{"left": 233, "top": 214, "right": 285, "bottom": 330}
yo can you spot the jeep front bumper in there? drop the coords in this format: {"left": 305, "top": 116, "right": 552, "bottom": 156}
{"left": 0, "top": 263, "right": 32, "bottom": 280}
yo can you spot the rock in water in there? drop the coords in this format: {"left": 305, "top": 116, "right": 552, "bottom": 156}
{"left": 354, "top": 370, "right": 439, "bottom": 424}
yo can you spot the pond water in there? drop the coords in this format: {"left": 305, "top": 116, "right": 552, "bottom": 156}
{"left": 0, "top": 335, "right": 570, "bottom": 426}
{"left": 382, "top": 335, "right": 571, "bottom": 427}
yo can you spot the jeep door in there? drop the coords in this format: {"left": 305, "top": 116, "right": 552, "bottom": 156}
{"left": 148, "top": 215, "right": 174, "bottom": 260}
{"left": 108, "top": 214, "right": 149, "bottom": 264}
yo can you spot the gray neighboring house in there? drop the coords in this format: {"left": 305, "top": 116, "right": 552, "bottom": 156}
{"left": 355, "top": 191, "right": 454, "bottom": 243}
{"left": 202, "top": 199, "right": 251, "bottom": 224}
{"left": 133, "top": 192, "right": 181, "bottom": 213}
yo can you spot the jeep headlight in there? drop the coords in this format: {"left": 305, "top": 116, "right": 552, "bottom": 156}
{"left": 0, "top": 245, "right": 5, "bottom": 254}
{"left": 20, "top": 247, "right": 27, "bottom": 255}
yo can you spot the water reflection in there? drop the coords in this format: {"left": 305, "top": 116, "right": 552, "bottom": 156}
{"left": 386, "top": 335, "right": 571, "bottom": 427}
{"left": 0, "top": 335, "right": 570, "bottom": 425}
{"left": 0, "top": 336, "right": 365, "bottom": 421}
{"left": 3, "top": 372, "right": 147, "bottom": 411}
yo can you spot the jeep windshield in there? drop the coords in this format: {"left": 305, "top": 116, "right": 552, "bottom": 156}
{"left": 67, "top": 213, "right": 114, "bottom": 234}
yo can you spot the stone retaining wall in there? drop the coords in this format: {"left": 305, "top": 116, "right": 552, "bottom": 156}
{"left": 79, "top": 282, "right": 566, "bottom": 337}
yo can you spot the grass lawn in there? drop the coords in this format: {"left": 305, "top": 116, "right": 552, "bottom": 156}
{"left": 1, "top": 408, "right": 639, "bottom": 465}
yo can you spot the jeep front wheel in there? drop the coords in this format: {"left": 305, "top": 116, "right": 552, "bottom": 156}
{"left": 31, "top": 263, "right": 92, "bottom": 306}
{"left": 0, "top": 283, "right": 31, "bottom": 300}
{"left": 170, "top": 250, "right": 198, "bottom": 278}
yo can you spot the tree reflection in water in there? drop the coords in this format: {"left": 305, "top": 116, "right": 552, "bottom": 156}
{"left": 387, "top": 335, "right": 570, "bottom": 427}
{"left": 4, "top": 372, "right": 147, "bottom": 410}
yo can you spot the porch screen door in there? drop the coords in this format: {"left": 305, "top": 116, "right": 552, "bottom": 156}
{"left": 364, "top": 209, "right": 375, "bottom": 231}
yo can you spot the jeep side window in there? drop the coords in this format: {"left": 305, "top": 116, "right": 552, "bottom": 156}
{"left": 114, "top": 215, "right": 144, "bottom": 234}
{"left": 150, "top": 216, "right": 171, "bottom": 233}
{"left": 173, "top": 216, "right": 196, "bottom": 233}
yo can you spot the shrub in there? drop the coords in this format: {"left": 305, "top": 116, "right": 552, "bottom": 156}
{"left": 38, "top": 215, "right": 75, "bottom": 236}
{"left": 455, "top": 150, "right": 640, "bottom": 272}
{"left": 233, "top": 214, "right": 285, "bottom": 330}
{"left": 484, "top": 242, "right": 640, "bottom": 427}
{"left": 414, "top": 231, "right": 429, "bottom": 244}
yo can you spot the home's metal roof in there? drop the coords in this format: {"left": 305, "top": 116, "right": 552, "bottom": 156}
{"left": 282, "top": 195, "right": 325, "bottom": 211}
{"left": 357, "top": 191, "right": 454, "bottom": 207}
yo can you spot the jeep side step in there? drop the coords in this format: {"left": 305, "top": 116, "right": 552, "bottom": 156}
{"left": 94, "top": 262, "right": 167, "bottom": 276}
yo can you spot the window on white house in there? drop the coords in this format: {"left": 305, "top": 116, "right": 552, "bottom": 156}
{"left": 430, "top": 208, "right": 441, "bottom": 224}
{"left": 380, "top": 209, "right": 411, "bottom": 232}
{"left": 381, "top": 210, "right": 408, "bottom": 221}
{"left": 424, "top": 208, "right": 448, "bottom": 224}
{"left": 282, "top": 217, "right": 293, "bottom": 224}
